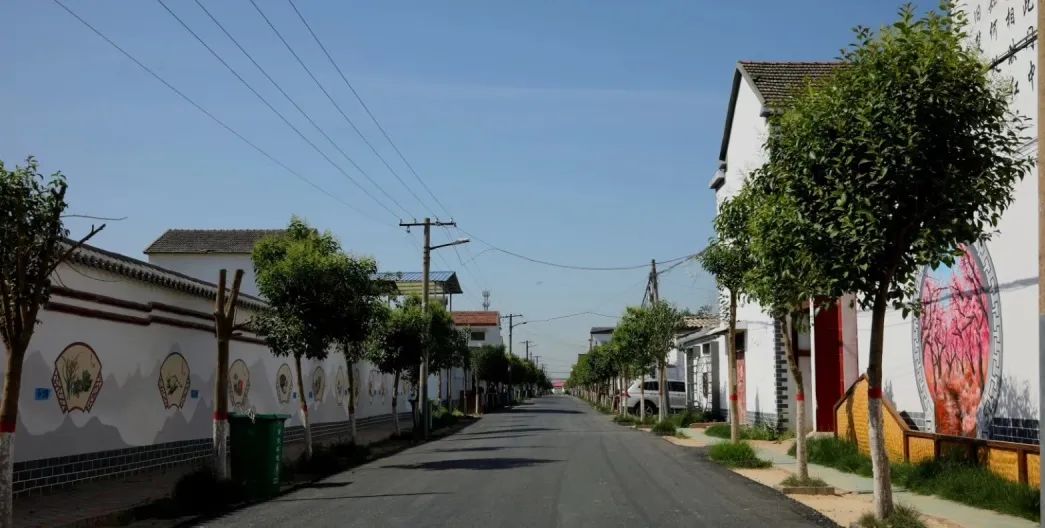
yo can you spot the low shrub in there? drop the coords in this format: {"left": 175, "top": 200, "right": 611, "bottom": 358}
{"left": 651, "top": 420, "right": 678, "bottom": 436}
{"left": 172, "top": 468, "right": 244, "bottom": 514}
{"left": 780, "top": 474, "right": 828, "bottom": 488}
{"left": 708, "top": 441, "right": 773, "bottom": 468}
{"left": 612, "top": 414, "right": 636, "bottom": 425}
{"left": 669, "top": 410, "right": 705, "bottom": 428}
{"left": 855, "top": 504, "right": 927, "bottom": 528}
{"left": 795, "top": 437, "right": 1040, "bottom": 522}
{"left": 639, "top": 414, "right": 657, "bottom": 426}
{"left": 706, "top": 423, "right": 785, "bottom": 441}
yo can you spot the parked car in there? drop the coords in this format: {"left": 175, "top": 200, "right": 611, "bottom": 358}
{"left": 620, "top": 379, "right": 687, "bottom": 416}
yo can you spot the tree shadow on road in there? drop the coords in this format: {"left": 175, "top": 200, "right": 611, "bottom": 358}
{"left": 506, "top": 409, "right": 582, "bottom": 415}
{"left": 429, "top": 446, "right": 549, "bottom": 453}
{"left": 460, "top": 427, "right": 555, "bottom": 435}
{"left": 271, "top": 492, "right": 454, "bottom": 502}
{"left": 381, "top": 458, "right": 560, "bottom": 471}
{"left": 441, "top": 434, "right": 533, "bottom": 441}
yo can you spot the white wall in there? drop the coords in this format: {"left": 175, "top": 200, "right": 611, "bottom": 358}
{"left": 148, "top": 253, "right": 260, "bottom": 297}
{"left": 2, "top": 259, "right": 413, "bottom": 463}
{"left": 465, "top": 325, "right": 502, "bottom": 348}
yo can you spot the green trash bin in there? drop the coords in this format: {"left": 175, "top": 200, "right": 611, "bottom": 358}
{"left": 229, "top": 413, "right": 289, "bottom": 499}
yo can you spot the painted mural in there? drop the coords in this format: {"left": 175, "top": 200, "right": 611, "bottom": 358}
{"left": 334, "top": 366, "right": 347, "bottom": 405}
{"left": 276, "top": 363, "right": 292, "bottom": 404}
{"left": 312, "top": 366, "right": 326, "bottom": 403}
{"left": 912, "top": 242, "right": 1003, "bottom": 438}
{"left": 229, "top": 359, "right": 251, "bottom": 407}
{"left": 158, "top": 352, "right": 190, "bottom": 409}
{"left": 51, "top": 343, "right": 103, "bottom": 413}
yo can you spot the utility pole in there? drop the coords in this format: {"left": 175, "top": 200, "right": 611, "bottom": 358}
{"left": 651, "top": 258, "right": 667, "bottom": 421}
{"left": 501, "top": 313, "right": 524, "bottom": 406}
{"left": 522, "top": 340, "right": 535, "bottom": 362}
{"left": 400, "top": 218, "right": 462, "bottom": 439}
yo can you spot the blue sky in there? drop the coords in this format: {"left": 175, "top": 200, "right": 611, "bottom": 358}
{"left": 4, "top": 1, "right": 926, "bottom": 379}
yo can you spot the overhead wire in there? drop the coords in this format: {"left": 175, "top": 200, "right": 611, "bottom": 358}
{"left": 153, "top": 0, "right": 402, "bottom": 220}
{"left": 188, "top": 0, "right": 413, "bottom": 218}
{"left": 249, "top": 0, "right": 430, "bottom": 218}
{"left": 51, "top": 0, "right": 376, "bottom": 223}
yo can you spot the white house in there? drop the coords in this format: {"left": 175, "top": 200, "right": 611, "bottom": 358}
{"left": 702, "top": 1, "right": 1039, "bottom": 446}
{"left": 144, "top": 229, "right": 282, "bottom": 297}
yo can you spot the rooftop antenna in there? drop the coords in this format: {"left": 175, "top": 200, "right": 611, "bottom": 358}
{"left": 482, "top": 290, "right": 491, "bottom": 311}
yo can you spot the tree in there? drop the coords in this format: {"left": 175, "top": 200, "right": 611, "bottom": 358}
{"left": 370, "top": 296, "right": 426, "bottom": 436}
{"left": 613, "top": 308, "right": 655, "bottom": 419}
{"left": 0, "top": 157, "right": 103, "bottom": 525}
{"left": 252, "top": 217, "right": 346, "bottom": 460}
{"left": 757, "top": 5, "right": 1030, "bottom": 519}
{"left": 426, "top": 301, "right": 466, "bottom": 410}
{"left": 700, "top": 185, "right": 756, "bottom": 443}
{"left": 329, "top": 253, "right": 381, "bottom": 440}
{"left": 211, "top": 269, "right": 244, "bottom": 480}
{"left": 472, "top": 344, "right": 507, "bottom": 413}
{"left": 743, "top": 186, "right": 832, "bottom": 482}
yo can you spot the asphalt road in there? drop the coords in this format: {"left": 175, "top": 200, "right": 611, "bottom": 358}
{"left": 206, "top": 396, "right": 834, "bottom": 528}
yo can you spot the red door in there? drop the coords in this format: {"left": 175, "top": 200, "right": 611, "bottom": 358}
{"left": 813, "top": 303, "right": 844, "bottom": 432}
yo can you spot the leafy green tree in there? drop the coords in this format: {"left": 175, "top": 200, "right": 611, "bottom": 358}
{"left": 252, "top": 217, "right": 346, "bottom": 460}
{"left": 616, "top": 302, "right": 681, "bottom": 421}
{"left": 613, "top": 307, "right": 657, "bottom": 419}
{"left": 369, "top": 296, "right": 427, "bottom": 436}
{"left": 471, "top": 344, "right": 507, "bottom": 412}
{"left": 328, "top": 252, "right": 382, "bottom": 439}
{"left": 743, "top": 186, "right": 833, "bottom": 481}
{"left": 427, "top": 302, "right": 466, "bottom": 408}
{"left": 700, "top": 185, "right": 756, "bottom": 443}
{"left": 757, "top": 5, "right": 1030, "bottom": 518}
{"left": 0, "top": 157, "right": 102, "bottom": 525}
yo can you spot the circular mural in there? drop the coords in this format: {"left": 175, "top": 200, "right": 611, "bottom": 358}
{"left": 312, "top": 366, "right": 326, "bottom": 403}
{"left": 334, "top": 366, "right": 348, "bottom": 406}
{"left": 229, "top": 359, "right": 251, "bottom": 407}
{"left": 276, "top": 363, "right": 293, "bottom": 404}
{"left": 911, "top": 242, "right": 1002, "bottom": 438}
{"left": 158, "top": 352, "right": 190, "bottom": 409}
{"left": 52, "top": 342, "right": 103, "bottom": 413}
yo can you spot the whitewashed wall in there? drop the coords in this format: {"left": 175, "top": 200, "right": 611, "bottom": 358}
{"left": 147, "top": 253, "right": 260, "bottom": 297}
{"left": 1, "top": 258, "right": 414, "bottom": 464}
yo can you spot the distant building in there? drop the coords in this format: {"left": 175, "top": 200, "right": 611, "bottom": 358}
{"left": 451, "top": 311, "right": 503, "bottom": 348}
{"left": 589, "top": 327, "right": 614, "bottom": 349}
{"left": 144, "top": 229, "right": 283, "bottom": 297}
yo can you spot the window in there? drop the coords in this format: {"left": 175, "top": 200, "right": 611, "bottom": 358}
{"left": 642, "top": 381, "right": 658, "bottom": 391}
{"left": 470, "top": 331, "right": 485, "bottom": 341}
{"left": 669, "top": 381, "right": 686, "bottom": 393}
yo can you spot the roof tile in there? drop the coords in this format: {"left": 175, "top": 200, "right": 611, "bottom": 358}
{"left": 738, "top": 61, "right": 843, "bottom": 109}
{"left": 452, "top": 311, "right": 500, "bottom": 327}
{"left": 144, "top": 229, "right": 284, "bottom": 254}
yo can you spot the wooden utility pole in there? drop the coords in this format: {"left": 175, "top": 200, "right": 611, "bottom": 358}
{"left": 651, "top": 259, "right": 667, "bottom": 421}
{"left": 400, "top": 218, "right": 457, "bottom": 439}
{"left": 522, "top": 340, "right": 535, "bottom": 361}
{"left": 501, "top": 313, "right": 524, "bottom": 405}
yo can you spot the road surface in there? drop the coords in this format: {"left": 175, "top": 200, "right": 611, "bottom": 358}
{"left": 207, "top": 396, "right": 833, "bottom": 527}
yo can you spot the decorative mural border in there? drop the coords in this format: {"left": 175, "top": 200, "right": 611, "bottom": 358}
{"left": 910, "top": 240, "right": 1003, "bottom": 439}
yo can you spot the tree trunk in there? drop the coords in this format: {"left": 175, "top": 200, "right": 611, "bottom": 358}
{"left": 213, "top": 337, "right": 230, "bottom": 479}
{"left": 728, "top": 289, "right": 740, "bottom": 443}
{"left": 294, "top": 354, "right": 312, "bottom": 460}
{"left": 0, "top": 344, "right": 26, "bottom": 528}
{"left": 392, "top": 371, "right": 401, "bottom": 436}
{"left": 639, "top": 372, "right": 646, "bottom": 421}
{"left": 658, "top": 358, "right": 668, "bottom": 422}
{"left": 782, "top": 313, "right": 808, "bottom": 480}
{"left": 475, "top": 376, "right": 481, "bottom": 415}
{"left": 347, "top": 360, "right": 357, "bottom": 440}
{"left": 868, "top": 288, "right": 894, "bottom": 519}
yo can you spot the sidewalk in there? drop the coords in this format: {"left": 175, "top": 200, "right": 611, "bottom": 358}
{"left": 14, "top": 418, "right": 412, "bottom": 528}
{"left": 676, "top": 427, "right": 1036, "bottom": 528}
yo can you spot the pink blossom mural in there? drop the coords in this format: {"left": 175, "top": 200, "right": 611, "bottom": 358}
{"left": 918, "top": 245, "right": 991, "bottom": 437}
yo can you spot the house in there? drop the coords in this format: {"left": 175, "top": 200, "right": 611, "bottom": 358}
{"left": 373, "top": 270, "right": 464, "bottom": 309}
{"left": 144, "top": 229, "right": 284, "bottom": 297}
{"left": 703, "top": 2, "right": 1039, "bottom": 451}
{"left": 452, "top": 311, "right": 503, "bottom": 348}
{"left": 589, "top": 327, "right": 614, "bottom": 349}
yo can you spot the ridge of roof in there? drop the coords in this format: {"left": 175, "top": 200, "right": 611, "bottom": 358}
{"left": 144, "top": 229, "right": 284, "bottom": 254}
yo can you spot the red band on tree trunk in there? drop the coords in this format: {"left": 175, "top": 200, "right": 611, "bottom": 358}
{"left": 0, "top": 418, "right": 16, "bottom": 433}
{"left": 213, "top": 411, "right": 227, "bottom": 421}
{"left": 867, "top": 387, "right": 882, "bottom": 399}
{"left": 796, "top": 393, "right": 805, "bottom": 402}
{"left": 729, "top": 394, "right": 738, "bottom": 401}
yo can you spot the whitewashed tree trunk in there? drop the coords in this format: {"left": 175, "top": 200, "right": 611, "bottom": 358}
{"left": 868, "top": 289, "right": 894, "bottom": 519}
{"left": 639, "top": 373, "right": 646, "bottom": 421}
{"left": 782, "top": 314, "right": 808, "bottom": 480}
{"left": 728, "top": 290, "right": 740, "bottom": 443}
{"left": 294, "top": 354, "right": 312, "bottom": 460}
{"left": 658, "top": 359, "right": 668, "bottom": 422}
{"left": 213, "top": 418, "right": 228, "bottom": 479}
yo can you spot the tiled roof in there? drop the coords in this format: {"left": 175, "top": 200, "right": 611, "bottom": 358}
{"left": 452, "top": 311, "right": 500, "bottom": 327}
{"left": 373, "top": 271, "right": 463, "bottom": 295}
{"left": 737, "top": 61, "right": 843, "bottom": 109}
{"left": 144, "top": 229, "right": 284, "bottom": 254}
{"left": 66, "top": 240, "right": 266, "bottom": 309}
{"left": 590, "top": 327, "right": 615, "bottom": 335}
{"left": 681, "top": 316, "right": 720, "bottom": 330}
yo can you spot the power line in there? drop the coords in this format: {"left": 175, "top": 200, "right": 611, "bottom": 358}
{"left": 286, "top": 0, "right": 452, "bottom": 218}
{"left": 250, "top": 0, "right": 430, "bottom": 217}
{"left": 457, "top": 228, "right": 701, "bottom": 271}
{"left": 189, "top": 0, "right": 412, "bottom": 218}
{"left": 153, "top": 0, "right": 402, "bottom": 220}
{"left": 525, "top": 311, "right": 618, "bottom": 324}
{"left": 51, "top": 0, "right": 372, "bottom": 222}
